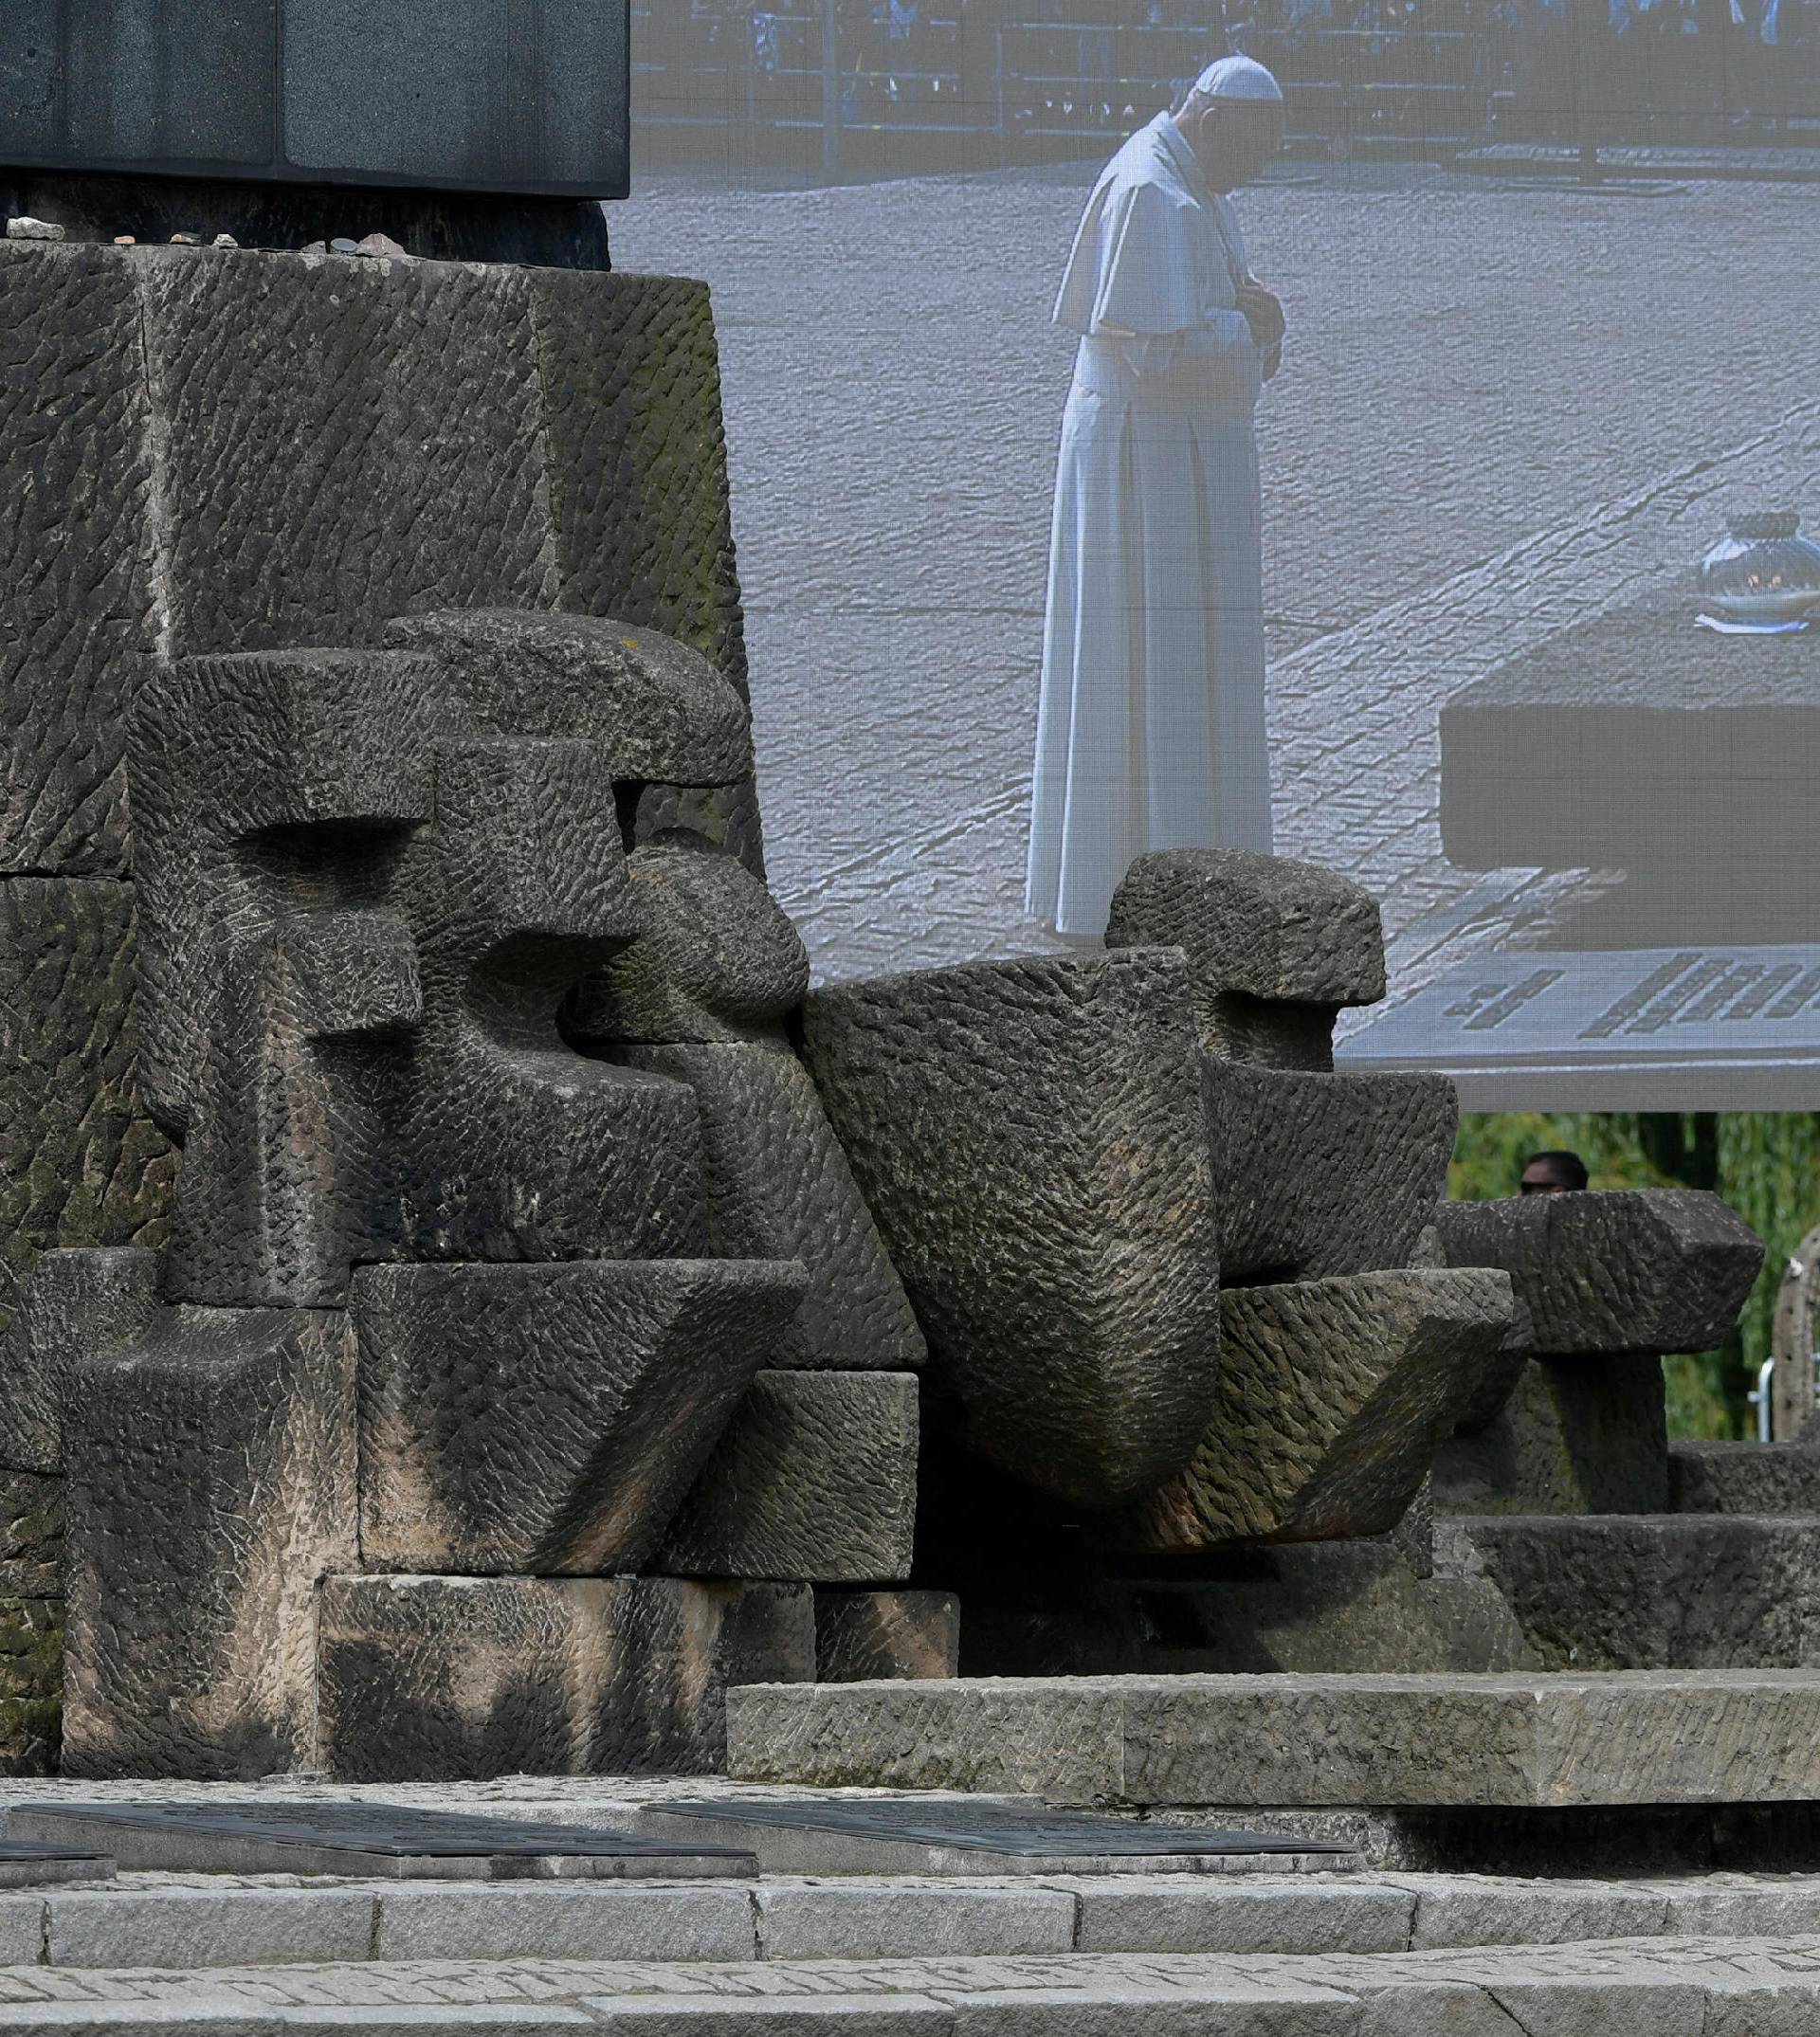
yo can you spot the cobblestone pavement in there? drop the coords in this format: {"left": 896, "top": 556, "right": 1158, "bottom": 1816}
{"left": 607, "top": 165, "right": 1820, "bottom": 1015}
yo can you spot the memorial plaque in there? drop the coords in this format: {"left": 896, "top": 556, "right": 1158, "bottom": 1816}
{"left": 1339, "top": 943, "right": 1820, "bottom": 1109}
{"left": 636, "top": 1797, "right": 1353, "bottom": 1877}
{"left": 0, "top": 0, "right": 629, "bottom": 199}
{"left": 9, "top": 1803, "right": 755, "bottom": 1881}
{"left": 0, "top": 1841, "right": 115, "bottom": 1888}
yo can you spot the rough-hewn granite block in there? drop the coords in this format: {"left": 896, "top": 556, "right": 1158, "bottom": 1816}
{"left": 1205, "top": 1063, "right": 1460, "bottom": 1283}
{"left": 0, "top": 885, "right": 175, "bottom": 1333}
{"left": 61, "top": 1307, "right": 357, "bottom": 1779}
{"left": 816, "top": 1591, "right": 961, "bottom": 1682}
{"left": 1116, "top": 1270, "right": 1514, "bottom": 1551}
{"left": 1450, "top": 1515, "right": 1820, "bottom": 1670}
{"left": 1106, "top": 848, "right": 1386, "bottom": 1068}
{"left": 0, "top": 1247, "right": 161, "bottom": 1476}
{"left": 0, "top": 246, "right": 155, "bottom": 875}
{"left": 354, "top": 1260, "right": 807, "bottom": 1575}
{"left": 726, "top": 1670, "right": 1820, "bottom": 1808}
{"left": 1432, "top": 1355, "right": 1670, "bottom": 1516}
{"left": 612, "top": 1041, "right": 925, "bottom": 1373}
{"left": 0, "top": 1469, "right": 64, "bottom": 1598}
{"left": 658, "top": 1372, "right": 919, "bottom": 1584}
{"left": 799, "top": 950, "right": 1221, "bottom": 1507}
{"left": 318, "top": 1573, "right": 813, "bottom": 1780}
{"left": 1672, "top": 1439, "right": 1820, "bottom": 1515}
{"left": 1429, "top": 1191, "right": 1763, "bottom": 1357}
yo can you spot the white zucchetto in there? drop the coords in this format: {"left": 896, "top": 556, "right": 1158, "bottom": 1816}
{"left": 1190, "top": 54, "right": 1284, "bottom": 101}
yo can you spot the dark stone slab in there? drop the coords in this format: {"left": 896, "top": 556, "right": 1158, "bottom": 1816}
{"left": 9, "top": 1801, "right": 747, "bottom": 1881}
{"left": 638, "top": 1797, "right": 1350, "bottom": 1875}
{"left": 354, "top": 1261, "right": 807, "bottom": 1576}
{"left": 1432, "top": 1354, "right": 1670, "bottom": 1516}
{"left": 1449, "top": 1515, "right": 1820, "bottom": 1670}
{"left": 1113, "top": 1269, "right": 1515, "bottom": 1552}
{"left": 317, "top": 1574, "right": 814, "bottom": 1781}
{"left": 657, "top": 1371, "right": 919, "bottom": 1584}
{"left": 1672, "top": 1439, "right": 1820, "bottom": 1515}
{"left": 610, "top": 1041, "right": 927, "bottom": 1375}
{"left": 1106, "top": 848, "right": 1386, "bottom": 1069}
{"left": 0, "top": 1840, "right": 111, "bottom": 1887}
{"left": 800, "top": 950, "right": 1222, "bottom": 1508}
{"left": 0, "top": 0, "right": 628, "bottom": 199}
{"left": 1206, "top": 1062, "right": 1459, "bottom": 1284}
{"left": 0, "top": 1248, "right": 161, "bottom": 1475}
{"left": 60, "top": 1307, "right": 357, "bottom": 1779}
{"left": 0, "top": 244, "right": 155, "bottom": 873}
{"left": 815, "top": 1590, "right": 961, "bottom": 1682}
{"left": 1429, "top": 1190, "right": 1764, "bottom": 1358}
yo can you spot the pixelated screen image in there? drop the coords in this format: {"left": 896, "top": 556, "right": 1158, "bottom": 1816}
{"left": 613, "top": 0, "right": 1819, "bottom": 1109}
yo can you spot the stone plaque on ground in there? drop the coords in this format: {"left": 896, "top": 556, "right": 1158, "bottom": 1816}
{"left": 635, "top": 1798, "right": 1351, "bottom": 1877}
{"left": 9, "top": 1804, "right": 755, "bottom": 1881}
{"left": 0, "top": 1841, "right": 114, "bottom": 1887}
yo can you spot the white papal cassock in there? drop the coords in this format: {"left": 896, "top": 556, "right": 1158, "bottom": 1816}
{"left": 1026, "top": 109, "right": 1273, "bottom": 938}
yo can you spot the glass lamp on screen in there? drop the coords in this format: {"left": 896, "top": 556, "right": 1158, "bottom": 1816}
{"left": 1697, "top": 512, "right": 1820, "bottom": 625}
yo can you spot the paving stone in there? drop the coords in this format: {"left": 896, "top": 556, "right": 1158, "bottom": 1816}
{"left": 1448, "top": 1516, "right": 1820, "bottom": 1669}
{"left": 755, "top": 1885, "right": 1073, "bottom": 1961}
{"left": 1204, "top": 1064, "right": 1460, "bottom": 1284}
{"left": 814, "top": 1593, "right": 960, "bottom": 1683}
{"left": 580, "top": 2001, "right": 952, "bottom": 2037}
{"left": 1432, "top": 1355, "right": 1670, "bottom": 1516}
{"left": 60, "top": 1307, "right": 357, "bottom": 1781}
{"left": 609, "top": 1042, "right": 926, "bottom": 1375}
{"left": 46, "top": 1886, "right": 373, "bottom": 1970}
{"left": 318, "top": 1576, "right": 813, "bottom": 1781}
{"left": 1070, "top": 1879, "right": 1413, "bottom": 1955}
{"left": 0, "top": 891, "right": 174, "bottom": 1345}
{"left": 373, "top": 1885, "right": 755, "bottom": 1964}
{"left": 1472, "top": 1973, "right": 1706, "bottom": 2036}
{"left": 942, "top": 1984, "right": 1363, "bottom": 2037}
{"left": 658, "top": 1373, "right": 918, "bottom": 1586}
{"left": 1404, "top": 1877, "right": 1670, "bottom": 1948}
{"left": 726, "top": 1671, "right": 1820, "bottom": 1808}
{"left": 354, "top": 1263, "right": 807, "bottom": 1576}
{"left": 799, "top": 950, "right": 1221, "bottom": 1508}
{"left": 1114, "top": 1271, "right": 1514, "bottom": 1551}
{"left": 1429, "top": 1191, "right": 1764, "bottom": 1357}
{"left": 1659, "top": 1876, "right": 1820, "bottom": 1935}
{"left": 0, "top": 1895, "right": 44, "bottom": 1963}
{"left": 1351, "top": 1982, "right": 1524, "bottom": 2033}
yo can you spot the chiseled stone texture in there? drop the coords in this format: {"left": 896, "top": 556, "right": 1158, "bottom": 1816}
{"left": 816, "top": 1591, "right": 961, "bottom": 1683}
{"left": 727, "top": 1670, "right": 1820, "bottom": 1808}
{"left": 799, "top": 950, "right": 1221, "bottom": 1508}
{"left": 61, "top": 1307, "right": 358, "bottom": 1779}
{"left": 318, "top": 1573, "right": 813, "bottom": 1780}
{"left": 1671, "top": 1438, "right": 1820, "bottom": 1516}
{"left": 612, "top": 1040, "right": 926, "bottom": 1375}
{"left": 0, "top": 246, "right": 754, "bottom": 884}
{"left": 1205, "top": 1064, "right": 1460, "bottom": 1285}
{"left": 1429, "top": 1191, "right": 1764, "bottom": 1356}
{"left": 0, "top": 1468, "right": 64, "bottom": 1597}
{"left": 1105, "top": 848, "right": 1387, "bottom": 1069}
{"left": 1449, "top": 1515, "right": 1820, "bottom": 1671}
{"left": 659, "top": 1373, "right": 918, "bottom": 1585}
{"left": 1432, "top": 1354, "right": 1670, "bottom": 1516}
{"left": 0, "top": 885, "right": 174, "bottom": 1335}
{"left": 0, "top": 1247, "right": 163, "bottom": 1476}
{"left": 354, "top": 1260, "right": 807, "bottom": 1576}
{"left": 1115, "top": 1270, "right": 1514, "bottom": 1552}
{"left": 0, "top": 246, "right": 155, "bottom": 876}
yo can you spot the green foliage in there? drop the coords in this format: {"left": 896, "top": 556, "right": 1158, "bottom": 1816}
{"left": 1450, "top": 1113, "right": 1820, "bottom": 1441}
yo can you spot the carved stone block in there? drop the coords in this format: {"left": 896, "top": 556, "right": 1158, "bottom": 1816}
{"left": 815, "top": 1591, "right": 960, "bottom": 1682}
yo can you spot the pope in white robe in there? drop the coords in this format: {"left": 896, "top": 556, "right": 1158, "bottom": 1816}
{"left": 1027, "top": 57, "right": 1287, "bottom": 938}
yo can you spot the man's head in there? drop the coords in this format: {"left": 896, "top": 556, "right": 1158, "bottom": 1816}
{"left": 1520, "top": 1150, "right": 1589, "bottom": 1195}
{"left": 1175, "top": 55, "right": 1285, "bottom": 192}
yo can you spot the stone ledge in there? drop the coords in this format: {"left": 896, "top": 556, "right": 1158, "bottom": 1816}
{"left": 726, "top": 1672, "right": 1820, "bottom": 1809}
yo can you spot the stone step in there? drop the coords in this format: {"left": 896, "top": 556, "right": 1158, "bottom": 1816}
{"left": 725, "top": 1670, "right": 1820, "bottom": 1808}
{"left": 1, "top": 1937, "right": 1820, "bottom": 2034}
{"left": 0, "top": 1868, "right": 1812, "bottom": 1971}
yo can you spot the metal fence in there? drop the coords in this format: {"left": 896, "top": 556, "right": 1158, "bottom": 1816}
{"left": 631, "top": 2, "right": 1820, "bottom": 169}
